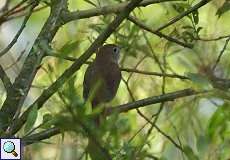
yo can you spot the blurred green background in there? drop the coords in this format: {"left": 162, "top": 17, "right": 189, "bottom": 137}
{"left": 0, "top": 0, "right": 230, "bottom": 159}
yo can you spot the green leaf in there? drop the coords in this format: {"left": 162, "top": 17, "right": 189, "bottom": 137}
{"left": 192, "top": 10, "right": 199, "bottom": 25}
{"left": 24, "top": 105, "right": 38, "bottom": 134}
{"left": 207, "top": 103, "right": 230, "bottom": 139}
{"left": 172, "top": 3, "right": 190, "bottom": 13}
{"left": 59, "top": 40, "right": 80, "bottom": 55}
{"left": 43, "top": 113, "right": 53, "bottom": 123}
{"left": 196, "top": 27, "right": 203, "bottom": 35}
{"left": 62, "top": 75, "right": 77, "bottom": 100}
{"left": 84, "top": 0, "right": 97, "bottom": 7}
{"left": 41, "top": 113, "right": 54, "bottom": 129}
{"left": 183, "top": 145, "right": 199, "bottom": 160}
{"left": 216, "top": 1, "right": 230, "bottom": 17}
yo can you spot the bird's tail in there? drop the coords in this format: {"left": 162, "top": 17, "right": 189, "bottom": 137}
{"left": 92, "top": 100, "right": 101, "bottom": 126}
{"left": 86, "top": 101, "right": 111, "bottom": 160}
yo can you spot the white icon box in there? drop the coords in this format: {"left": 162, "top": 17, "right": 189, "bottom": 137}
{"left": 0, "top": 138, "right": 21, "bottom": 160}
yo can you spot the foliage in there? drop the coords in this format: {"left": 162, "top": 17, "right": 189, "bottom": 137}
{"left": 0, "top": 0, "right": 230, "bottom": 159}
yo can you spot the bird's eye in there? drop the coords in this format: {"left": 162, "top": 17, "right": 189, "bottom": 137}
{"left": 113, "top": 47, "right": 119, "bottom": 54}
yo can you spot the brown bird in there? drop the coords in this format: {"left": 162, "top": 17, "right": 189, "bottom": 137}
{"left": 83, "top": 44, "right": 121, "bottom": 160}
{"left": 83, "top": 44, "right": 121, "bottom": 113}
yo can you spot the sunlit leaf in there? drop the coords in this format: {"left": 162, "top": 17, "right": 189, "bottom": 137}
{"left": 24, "top": 105, "right": 38, "bottom": 134}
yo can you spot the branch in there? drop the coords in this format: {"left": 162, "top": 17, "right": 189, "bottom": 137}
{"left": 0, "top": 1, "right": 37, "bottom": 58}
{"left": 8, "top": 0, "right": 145, "bottom": 135}
{"left": 122, "top": 67, "right": 188, "bottom": 79}
{"left": 22, "top": 127, "right": 60, "bottom": 145}
{"left": 155, "top": 0, "right": 211, "bottom": 32}
{"left": 0, "top": 65, "right": 12, "bottom": 93}
{"left": 105, "top": 88, "right": 198, "bottom": 115}
{"left": 128, "top": 16, "right": 193, "bottom": 48}
{"left": 0, "top": 0, "right": 27, "bottom": 20}
{"left": 1, "top": 6, "right": 48, "bottom": 24}
{"left": 195, "top": 34, "right": 230, "bottom": 41}
{"left": 62, "top": 0, "right": 185, "bottom": 23}
{"left": 212, "top": 36, "right": 230, "bottom": 71}
{"left": 21, "top": 88, "right": 200, "bottom": 146}
{"left": 136, "top": 110, "right": 184, "bottom": 152}
{"left": 46, "top": 52, "right": 189, "bottom": 80}
{"left": 0, "top": 0, "right": 68, "bottom": 131}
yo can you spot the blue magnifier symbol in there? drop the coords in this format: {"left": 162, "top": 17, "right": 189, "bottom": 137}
{"left": 3, "top": 141, "right": 18, "bottom": 157}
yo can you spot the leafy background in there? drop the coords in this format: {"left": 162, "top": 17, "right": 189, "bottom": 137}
{"left": 0, "top": 0, "right": 230, "bottom": 159}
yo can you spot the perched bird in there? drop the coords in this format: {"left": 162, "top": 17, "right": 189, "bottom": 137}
{"left": 83, "top": 44, "right": 121, "bottom": 160}
{"left": 83, "top": 44, "right": 121, "bottom": 113}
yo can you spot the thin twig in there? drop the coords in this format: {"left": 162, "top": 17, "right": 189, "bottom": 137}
{"left": 212, "top": 36, "right": 230, "bottom": 71}
{"left": 0, "top": 0, "right": 28, "bottom": 19}
{"left": 143, "top": 32, "right": 164, "bottom": 72}
{"left": 62, "top": 0, "right": 186, "bottom": 23}
{"left": 5, "top": 46, "right": 27, "bottom": 70}
{"left": 22, "top": 127, "right": 60, "bottom": 145}
{"left": 0, "top": 1, "right": 37, "bottom": 58}
{"left": 122, "top": 67, "right": 188, "bottom": 79}
{"left": 3, "top": 6, "right": 48, "bottom": 23}
{"left": 0, "top": 65, "right": 12, "bottom": 93}
{"left": 128, "top": 16, "right": 193, "bottom": 48}
{"left": 7, "top": 1, "right": 33, "bottom": 16}
{"left": 155, "top": 0, "right": 211, "bottom": 32}
{"left": 136, "top": 109, "right": 184, "bottom": 152}
{"left": 127, "top": 55, "right": 148, "bottom": 82}
{"left": 137, "top": 110, "right": 184, "bottom": 151}
{"left": 195, "top": 34, "right": 230, "bottom": 41}
{"left": 48, "top": 52, "right": 188, "bottom": 79}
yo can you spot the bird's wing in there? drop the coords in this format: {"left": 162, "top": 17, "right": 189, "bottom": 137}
{"left": 83, "top": 63, "right": 95, "bottom": 100}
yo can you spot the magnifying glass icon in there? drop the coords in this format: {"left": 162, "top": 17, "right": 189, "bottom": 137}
{"left": 3, "top": 141, "right": 18, "bottom": 157}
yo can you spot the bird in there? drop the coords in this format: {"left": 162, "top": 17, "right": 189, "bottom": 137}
{"left": 83, "top": 44, "right": 121, "bottom": 160}
{"left": 83, "top": 44, "right": 121, "bottom": 115}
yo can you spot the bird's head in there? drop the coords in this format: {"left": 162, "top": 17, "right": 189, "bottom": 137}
{"left": 96, "top": 44, "right": 120, "bottom": 64}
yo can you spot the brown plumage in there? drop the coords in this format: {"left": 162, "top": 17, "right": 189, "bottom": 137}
{"left": 83, "top": 44, "right": 121, "bottom": 160}
{"left": 83, "top": 44, "right": 121, "bottom": 109}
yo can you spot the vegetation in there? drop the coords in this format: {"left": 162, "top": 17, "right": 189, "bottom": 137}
{"left": 0, "top": 0, "right": 229, "bottom": 159}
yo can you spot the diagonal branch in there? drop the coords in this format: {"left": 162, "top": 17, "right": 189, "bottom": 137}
{"left": 22, "top": 127, "right": 60, "bottom": 145}
{"left": 0, "top": 0, "right": 28, "bottom": 20}
{"left": 127, "top": 16, "right": 193, "bottom": 48}
{"left": 212, "top": 36, "right": 230, "bottom": 71}
{"left": 0, "top": 65, "right": 12, "bottom": 93}
{"left": 0, "top": 0, "right": 68, "bottom": 131}
{"left": 0, "top": 1, "right": 37, "bottom": 58}
{"left": 155, "top": 0, "right": 212, "bottom": 32}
